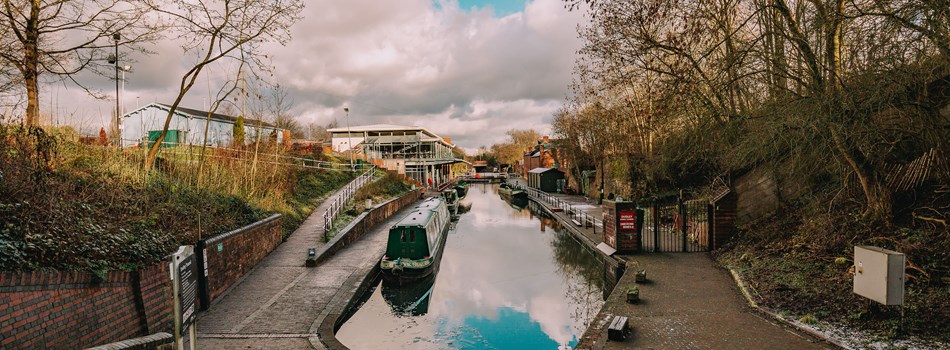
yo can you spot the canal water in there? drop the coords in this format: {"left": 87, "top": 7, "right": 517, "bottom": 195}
{"left": 337, "top": 183, "right": 606, "bottom": 349}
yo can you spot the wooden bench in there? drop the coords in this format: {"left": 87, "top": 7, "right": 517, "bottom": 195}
{"left": 608, "top": 315, "right": 630, "bottom": 341}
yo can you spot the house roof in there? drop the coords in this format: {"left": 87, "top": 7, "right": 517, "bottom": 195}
{"left": 328, "top": 124, "right": 422, "bottom": 133}
{"left": 327, "top": 124, "right": 454, "bottom": 147}
{"left": 529, "top": 167, "right": 552, "bottom": 173}
{"left": 393, "top": 197, "right": 443, "bottom": 228}
{"left": 125, "top": 103, "right": 279, "bottom": 128}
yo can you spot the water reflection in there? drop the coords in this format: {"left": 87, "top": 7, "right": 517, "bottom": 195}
{"left": 337, "top": 184, "right": 605, "bottom": 349}
{"left": 382, "top": 276, "right": 436, "bottom": 316}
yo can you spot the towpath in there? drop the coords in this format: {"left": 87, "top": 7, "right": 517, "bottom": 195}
{"left": 508, "top": 178, "right": 828, "bottom": 349}
{"left": 192, "top": 186, "right": 415, "bottom": 349}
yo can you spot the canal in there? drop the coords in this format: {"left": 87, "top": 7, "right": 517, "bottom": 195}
{"left": 336, "top": 183, "right": 607, "bottom": 349}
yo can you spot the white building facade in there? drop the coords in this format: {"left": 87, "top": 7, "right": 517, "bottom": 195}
{"left": 120, "top": 103, "right": 285, "bottom": 148}
{"left": 328, "top": 124, "right": 464, "bottom": 187}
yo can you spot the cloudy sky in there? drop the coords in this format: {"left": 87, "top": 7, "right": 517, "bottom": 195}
{"left": 30, "top": 0, "right": 587, "bottom": 151}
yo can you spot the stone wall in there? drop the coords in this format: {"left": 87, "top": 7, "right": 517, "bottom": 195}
{"left": 196, "top": 214, "right": 283, "bottom": 309}
{"left": 734, "top": 167, "right": 780, "bottom": 224}
{"left": 0, "top": 264, "right": 173, "bottom": 349}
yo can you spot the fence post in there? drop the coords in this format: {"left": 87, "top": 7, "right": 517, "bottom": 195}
{"left": 680, "top": 201, "right": 687, "bottom": 252}
{"left": 707, "top": 203, "right": 714, "bottom": 251}
{"left": 195, "top": 239, "right": 210, "bottom": 311}
{"left": 652, "top": 202, "right": 660, "bottom": 253}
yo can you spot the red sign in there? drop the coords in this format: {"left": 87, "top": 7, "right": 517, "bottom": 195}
{"left": 619, "top": 210, "right": 637, "bottom": 230}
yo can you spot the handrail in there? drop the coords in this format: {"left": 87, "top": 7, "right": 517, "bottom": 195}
{"left": 510, "top": 181, "right": 603, "bottom": 234}
{"left": 118, "top": 139, "right": 372, "bottom": 172}
{"left": 322, "top": 166, "right": 376, "bottom": 236}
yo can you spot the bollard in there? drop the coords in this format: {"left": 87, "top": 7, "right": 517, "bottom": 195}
{"left": 306, "top": 247, "right": 317, "bottom": 267}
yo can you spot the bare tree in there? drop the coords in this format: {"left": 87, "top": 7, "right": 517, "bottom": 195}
{"left": 143, "top": 0, "right": 303, "bottom": 168}
{"left": 560, "top": 0, "right": 948, "bottom": 222}
{"left": 0, "top": 0, "right": 159, "bottom": 126}
{"left": 270, "top": 83, "right": 301, "bottom": 138}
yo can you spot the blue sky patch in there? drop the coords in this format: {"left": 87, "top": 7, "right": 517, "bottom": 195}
{"left": 457, "top": 0, "right": 527, "bottom": 16}
{"left": 440, "top": 307, "right": 576, "bottom": 349}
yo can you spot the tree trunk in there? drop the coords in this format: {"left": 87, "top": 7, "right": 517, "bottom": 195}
{"left": 24, "top": 67, "right": 39, "bottom": 126}
{"left": 23, "top": 1, "right": 40, "bottom": 126}
{"left": 830, "top": 127, "right": 892, "bottom": 223}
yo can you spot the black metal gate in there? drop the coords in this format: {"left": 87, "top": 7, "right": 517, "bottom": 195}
{"left": 640, "top": 199, "right": 711, "bottom": 252}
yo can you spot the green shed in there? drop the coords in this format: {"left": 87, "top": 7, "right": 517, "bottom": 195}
{"left": 146, "top": 130, "right": 184, "bottom": 148}
{"left": 527, "top": 167, "right": 565, "bottom": 193}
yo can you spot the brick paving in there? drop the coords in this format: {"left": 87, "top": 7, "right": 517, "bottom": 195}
{"left": 191, "top": 186, "right": 416, "bottom": 349}
{"left": 585, "top": 254, "right": 829, "bottom": 349}
{"left": 509, "top": 179, "right": 830, "bottom": 349}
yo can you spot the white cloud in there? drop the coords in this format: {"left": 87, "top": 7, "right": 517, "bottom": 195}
{"left": 28, "top": 0, "right": 585, "bottom": 149}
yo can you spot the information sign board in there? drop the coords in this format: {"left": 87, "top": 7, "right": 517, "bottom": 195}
{"left": 172, "top": 246, "right": 198, "bottom": 335}
{"left": 619, "top": 210, "right": 637, "bottom": 230}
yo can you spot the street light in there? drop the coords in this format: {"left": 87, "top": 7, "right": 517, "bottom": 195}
{"left": 119, "top": 65, "right": 131, "bottom": 114}
{"left": 109, "top": 32, "right": 121, "bottom": 146}
{"left": 344, "top": 107, "right": 354, "bottom": 171}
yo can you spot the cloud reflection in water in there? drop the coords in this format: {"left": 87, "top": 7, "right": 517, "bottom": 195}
{"left": 337, "top": 184, "right": 605, "bottom": 349}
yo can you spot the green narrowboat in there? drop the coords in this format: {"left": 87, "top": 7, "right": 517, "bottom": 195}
{"left": 380, "top": 197, "right": 451, "bottom": 284}
{"left": 498, "top": 182, "right": 528, "bottom": 202}
{"left": 441, "top": 188, "right": 460, "bottom": 216}
{"left": 453, "top": 182, "right": 468, "bottom": 198}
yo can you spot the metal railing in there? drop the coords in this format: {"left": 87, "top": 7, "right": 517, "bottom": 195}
{"left": 509, "top": 182, "right": 603, "bottom": 234}
{"left": 119, "top": 139, "right": 373, "bottom": 172}
{"left": 322, "top": 166, "right": 376, "bottom": 235}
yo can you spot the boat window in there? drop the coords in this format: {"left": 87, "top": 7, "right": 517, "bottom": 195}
{"left": 410, "top": 231, "right": 416, "bottom": 242}
{"left": 400, "top": 231, "right": 406, "bottom": 242}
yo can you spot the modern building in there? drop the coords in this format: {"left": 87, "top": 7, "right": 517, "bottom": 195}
{"left": 327, "top": 124, "right": 464, "bottom": 187}
{"left": 120, "top": 103, "right": 286, "bottom": 148}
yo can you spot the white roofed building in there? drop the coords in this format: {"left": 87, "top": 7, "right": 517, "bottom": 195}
{"left": 120, "top": 103, "right": 286, "bottom": 148}
{"left": 328, "top": 124, "right": 463, "bottom": 187}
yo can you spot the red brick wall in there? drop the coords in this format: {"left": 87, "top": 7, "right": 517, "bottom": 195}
{"left": 0, "top": 264, "right": 173, "bottom": 349}
{"left": 604, "top": 200, "right": 641, "bottom": 253}
{"left": 604, "top": 201, "right": 618, "bottom": 249}
{"left": 200, "top": 215, "right": 283, "bottom": 306}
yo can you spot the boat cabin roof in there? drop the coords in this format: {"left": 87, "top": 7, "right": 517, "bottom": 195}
{"left": 392, "top": 197, "right": 443, "bottom": 228}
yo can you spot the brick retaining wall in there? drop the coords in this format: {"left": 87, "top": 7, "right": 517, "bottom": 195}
{"left": 0, "top": 264, "right": 173, "bottom": 349}
{"left": 196, "top": 214, "right": 283, "bottom": 309}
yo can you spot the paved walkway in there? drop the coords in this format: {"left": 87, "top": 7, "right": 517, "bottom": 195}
{"left": 586, "top": 254, "right": 828, "bottom": 349}
{"left": 192, "top": 186, "right": 416, "bottom": 349}
{"left": 508, "top": 180, "right": 829, "bottom": 349}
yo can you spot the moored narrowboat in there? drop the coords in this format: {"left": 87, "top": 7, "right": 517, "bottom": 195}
{"left": 498, "top": 182, "right": 528, "bottom": 201}
{"left": 380, "top": 197, "right": 452, "bottom": 284}
{"left": 453, "top": 182, "right": 468, "bottom": 199}
{"left": 441, "top": 188, "right": 460, "bottom": 216}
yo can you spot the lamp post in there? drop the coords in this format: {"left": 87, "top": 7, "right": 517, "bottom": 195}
{"left": 120, "top": 65, "right": 131, "bottom": 114}
{"left": 109, "top": 32, "right": 121, "bottom": 146}
{"left": 344, "top": 107, "right": 354, "bottom": 171}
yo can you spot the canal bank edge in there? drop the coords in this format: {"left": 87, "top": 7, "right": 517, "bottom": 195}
{"left": 310, "top": 189, "right": 426, "bottom": 350}
{"left": 522, "top": 191, "right": 632, "bottom": 347}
